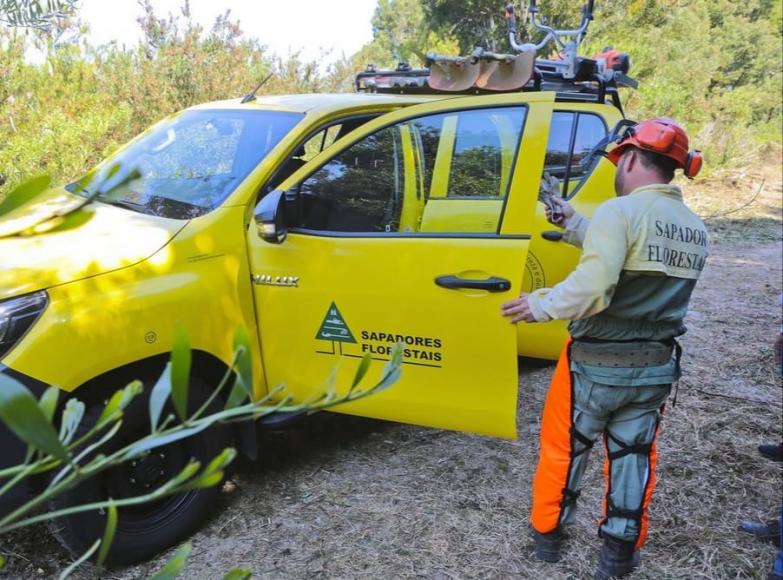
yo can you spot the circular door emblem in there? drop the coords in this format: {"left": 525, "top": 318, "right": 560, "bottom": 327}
{"left": 144, "top": 331, "right": 157, "bottom": 344}
{"left": 523, "top": 252, "right": 546, "bottom": 293}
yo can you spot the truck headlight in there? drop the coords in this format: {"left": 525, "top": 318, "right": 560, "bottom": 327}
{"left": 0, "top": 292, "right": 48, "bottom": 360}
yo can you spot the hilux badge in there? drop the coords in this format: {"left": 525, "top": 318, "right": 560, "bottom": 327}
{"left": 252, "top": 274, "right": 299, "bottom": 287}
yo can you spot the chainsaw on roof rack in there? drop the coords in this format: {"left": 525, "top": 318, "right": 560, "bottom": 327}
{"left": 354, "top": 1, "right": 638, "bottom": 109}
{"left": 505, "top": 1, "right": 636, "bottom": 85}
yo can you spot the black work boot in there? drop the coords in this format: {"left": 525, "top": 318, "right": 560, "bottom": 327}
{"left": 532, "top": 527, "right": 563, "bottom": 563}
{"left": 594, "top": 534, "right": 640, "bottom": 579}
{"left": 740, "top": 518, "right": 782, "bottom": 547}
{"left": 758, "top": 442, "right": 783, "bottom": 462}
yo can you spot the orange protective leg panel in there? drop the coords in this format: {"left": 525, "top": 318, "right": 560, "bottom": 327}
{"left": 531, "top": 341, "right": 573, "bottom": 533}
{"left": 532, "top": 339, "right": 669, "bottom": 546}
{"left": 634, "top": 421, "right": 661, "bottom": 549}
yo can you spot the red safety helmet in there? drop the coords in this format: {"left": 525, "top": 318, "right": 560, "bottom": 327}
{"left": 606, "top": 117, "right": 703, "bottom": 178}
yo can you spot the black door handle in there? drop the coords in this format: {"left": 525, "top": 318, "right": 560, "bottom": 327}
{"left": 435, "top": 275, "right": 511, "bottom": 292}
{"left": 542, "top": 230, "right": 563, "bottom": 241}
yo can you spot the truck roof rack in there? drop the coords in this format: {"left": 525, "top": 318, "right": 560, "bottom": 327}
{"left": 354, "top": 1, "right": 637, "bottom": 113}
{"left": 355, "top": 61, "right": 636, "bottom": 110}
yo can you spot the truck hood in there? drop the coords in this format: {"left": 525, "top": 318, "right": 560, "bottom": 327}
{"left": 0, "top": 188, "right": 186, "bottom": 300}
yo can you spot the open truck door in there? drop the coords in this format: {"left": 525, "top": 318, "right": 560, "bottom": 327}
{"left": 247, "top": 94, "right": 552, "bottom": 438}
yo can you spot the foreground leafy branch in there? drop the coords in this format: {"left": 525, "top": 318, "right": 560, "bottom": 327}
{"left": 0, "top": 325, "right": 403, "bottom": 577}
{"left": 0, "top": 164, "right": 141, "bottom": 238}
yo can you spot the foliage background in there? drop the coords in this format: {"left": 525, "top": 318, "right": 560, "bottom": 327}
{"left": 0, "top": 0, "right": 781, "bottom": 197}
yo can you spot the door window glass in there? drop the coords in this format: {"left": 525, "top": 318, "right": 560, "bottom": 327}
{"left": 571, "top": 114, "right": 606, "bottom": 179}
{"left": 266, "top": 116, "right": 385, "bottom": 193}
{"left": 302, "top": 125, "right": 342, "bottom": 161}
{"left": 268, "top": 125, "right": 345, "bottom": 190}
{"left": 543, "top": 112, "right": 607, "bottom": 196}
{"left": 543, "top": 112, "right": 575, "bottom": 179}
{"left": 297, "top": 126, "right": 403, "bottom": 232}
{"left": 293, "top": 106, "right": 525, "bottom": 234}
{"left": 448, "top": 110, "right": 520, "bottom": 198}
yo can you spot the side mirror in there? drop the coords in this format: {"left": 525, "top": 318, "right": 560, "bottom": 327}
{"left": 254, "top": 189, "right": 288, "bottom": 244}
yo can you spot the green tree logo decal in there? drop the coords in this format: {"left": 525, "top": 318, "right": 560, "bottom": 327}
{"left": 315, "top": 302, "right": 356, "bottom": 344}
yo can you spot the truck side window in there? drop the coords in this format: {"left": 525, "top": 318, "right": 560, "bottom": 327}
{"left": 294, "top": 106, "right": 525, "bottom": 235}
{"left": 266, "top": 116, "right": 382, "bottom": 194}
{"left": 544, "top": 112, "right": 575, "bottom": 180}
{"left": 268, "top": 125, "right": 344, "bottom": 190}
{"left": 301, "top": 125, "right": 342, "bottom": 161}
{"left": 448, "top": 110, "right": 514, "bottom": 198}
{"left": 297, "top": 126, "right": 403, "bottom": 232}
{"left": 570, "top": 114, "right": 606, "bottom": 180}
{"left": 416, "top": 107, "right": 525, "bottom": 233}
{"left": 543, "top": 112, "right": 607, "bottom": 197}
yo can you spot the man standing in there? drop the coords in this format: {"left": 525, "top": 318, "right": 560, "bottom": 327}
{"left": 502, "top": 118, "right": 707, "bottom": 579}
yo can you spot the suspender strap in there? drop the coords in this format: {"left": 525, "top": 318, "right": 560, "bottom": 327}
{"left": 572, "top": 428, "right": 595, "bottom": 457}
{"left": 606, "top": 431, "right": 653, "bottom": 460}
{"left": 561, "top": 487, "right": 581, "bottom": 508}
{"left": 606, "top": 499, "right": 643, "bottom": 523}
{"left": 608, "top": 442, "right": 652, "bottom": 460}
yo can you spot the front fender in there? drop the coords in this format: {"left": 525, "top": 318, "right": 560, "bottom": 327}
{"left": 2, "top": 206, "right": 266, "bottom": 399}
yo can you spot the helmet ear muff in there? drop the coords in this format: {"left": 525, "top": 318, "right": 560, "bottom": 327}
{"left": 684, "top": 150, "right": 703, "bottom": 179}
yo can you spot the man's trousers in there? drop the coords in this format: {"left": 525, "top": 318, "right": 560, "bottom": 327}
{"left": 531, "top": 341, "right": 671, "bottom": 548}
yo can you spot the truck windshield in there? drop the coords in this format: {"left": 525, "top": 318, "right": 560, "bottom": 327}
{"left": 67, "top": 109, "right": 303, "bottom": 219}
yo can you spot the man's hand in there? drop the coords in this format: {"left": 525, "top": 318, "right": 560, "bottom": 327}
{"left": 539, "top": 172, "right": 560, "bottom": 198}
{"left": 545, "top": 195, "right": 575, "bottom": 227}
{"left": 539, "top": 172, "right": 574, "bottom": 227}
{"left": 501, "top": 293, "right": 538, "bottom": 324}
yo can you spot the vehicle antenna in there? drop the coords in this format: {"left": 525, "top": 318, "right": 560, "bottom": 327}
{"left": 240, "top": 72, "right": 274, "bottom": 104}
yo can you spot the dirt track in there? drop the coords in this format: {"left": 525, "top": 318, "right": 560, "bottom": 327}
{"left": 3, "top": 243, "right": 782, "bottom": 580}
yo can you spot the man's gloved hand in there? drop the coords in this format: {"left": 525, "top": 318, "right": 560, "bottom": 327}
{"left": 546, "top": 196, "right": 576, "bottom": 227}
{"left": 538, "top": 172, "right": 575, "bottom": 227}
{"left": 538, "top": 171, "right": 560, "bottom": 199}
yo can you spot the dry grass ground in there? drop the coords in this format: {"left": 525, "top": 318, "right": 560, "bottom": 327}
{"left": 2, "top": 160, "right": 781, "bottom": 579}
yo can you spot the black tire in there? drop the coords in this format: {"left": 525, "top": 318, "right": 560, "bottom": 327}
{"left": 49, "top": 378, "right": 231, "bottom": 566}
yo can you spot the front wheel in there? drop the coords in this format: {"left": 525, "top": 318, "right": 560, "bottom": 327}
{"left": 49, "top": 379, "right": 231, "bottom": 566}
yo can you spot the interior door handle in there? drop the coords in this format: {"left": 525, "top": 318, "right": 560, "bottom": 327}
{"left": 542, "top": 230, "right": 564, "bottom": 241}
{"left": 435, "top": 275, "right": 511, "bottom": 292}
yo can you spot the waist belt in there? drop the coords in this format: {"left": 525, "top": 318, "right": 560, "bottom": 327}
{"left": 570, "top": 341, "right": 674, "bottom": 368}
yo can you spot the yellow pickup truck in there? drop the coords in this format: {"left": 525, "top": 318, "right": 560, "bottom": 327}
{"left": 0, "top": 83, "right": 624, "bottom": 562}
